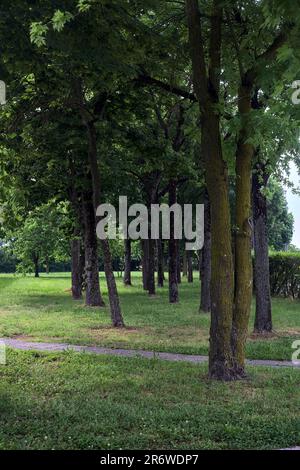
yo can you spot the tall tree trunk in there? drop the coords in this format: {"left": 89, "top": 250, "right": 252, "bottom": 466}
{"left": 187, "top": 250, "right": 193, "bottom": 283}
{"left": 157, "top": 238, "right": 164, "bottom": 288}
{"left": 252, "top": 166, "right": 272, "bottom": 333}
{"left": 200, "top": 191, "right": 211, "bottom": 312}
{"left": 231, "top": 85, "right": 254, "bottom": 376}
{"left": 82, "top": 190, "right": 105, "bottom": 307}
{"left": 33, "top": 255, "right": 39, "bottom": 278}
{"left": 182, "top": 250, "right": 187, "bottom": 277}
{"left": 169, "top": 179, "right": 179, "bottom": 303}
{"left": 85, "top": 120, "right": 124, "bottom": 327}
{"left": 123, "top": 239, "right": 132, "bottom": 286}
{"left": 71, "top": 236, "right": 84, "bottom": 300}
{"left": 186, "top": 0, "right": 236, "bottom": 380}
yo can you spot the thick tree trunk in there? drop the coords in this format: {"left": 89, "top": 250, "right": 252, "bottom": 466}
{"left": 157, "top": 238, "right": 164, "bottom": 288}
{"left": 252, "top": 167, "right": 272, "bottom": 333}
{"left": 200, "top": 191, "right": 211, "bottom": 312}
{"left": 187, "top": 250, "right": 193, "bottom": 283}
{"left": 82, "top": 190, "right": 105, "bottom": 307}
{"left": 231, "top": 85, "right": 254, "bottom": 377}
{"left": 85, "top": 120, "right": 124, "bottom": 327}
{"left": 123, "top": 239, "right": 132, "bottom": 286}
{"left": 71, "top": 237, "right": 84, "bottom": 299}
{"left": 169, "top": 179, "right": 179, "bottom": 303}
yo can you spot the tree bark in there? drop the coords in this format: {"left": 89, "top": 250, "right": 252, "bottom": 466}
{"left": 252, "top": 166, "right": 272, "bottom": 333}
{"left": 187, "top": 250, "right": 193, "bottom": 283}
{"left": 176, "top": 241, "right": 181, "bottom": 284}
{"left": 182, "top": 250, "right": 187, "bottom": 277}
{"left": 231, "top": 85, "right": 254, "bottom": 376}
{"left": 147, "top": 238, "right": 156, "bottom": 295}
{"left": 157, "top": 238, "right": 164, "bottom": 288}
{"left": 169, "top": 179, "right": 179, "bottom": 303}
{"left": 200, "top": 191, "right": 211, "bottom": 312}
{"left": 186, "top": 0, "right": 235, "bottom": 380}
{"left": 82, "top": 190, "right": 105, "bottom": 307}
{"left": 141, "top": 239, "right": 149, "bottom": 291}
{"left": 123, "top": 239, "right": 132, "bottom": 286}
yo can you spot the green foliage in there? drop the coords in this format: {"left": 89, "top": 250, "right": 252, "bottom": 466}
{"left": 269, "top": 252, "right": 300, "bottom": 298}
{"left": 266, "top": 179, "right": 294, "bottom": 250}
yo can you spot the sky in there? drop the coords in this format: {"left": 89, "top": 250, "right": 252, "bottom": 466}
{"left": 285, "top": 162, "right": 300, "bottom": 248}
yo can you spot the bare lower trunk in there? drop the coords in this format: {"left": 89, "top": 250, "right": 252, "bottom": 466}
{"left": 231, "top": 85, "right": 254, "bottom": 377}
{"left": 141, "top": 239, "right": 149, "bottom": 291}
{"left": 182, "top": 251, "right": 187, "bottom": 277}
{"left": 157, "top": 238, "right": 164, "bottom": 288}
{"left": 253, "top": 167, "right": 272, "bottom": 333}
{"left": 169, "top": 179, "right": 179, "bottom": 303}
{"left": 176, "top": 241, "right": 181, "bottom": 284}
{"left": 200, "top": 191, "right": 211, "bottom": 312}
{"left": 147, "top": 238, "right": 156, "bottom": 295}
{"left": 123, "top": 239, "right": 132, "bottom": 286}
{"left": 33, "top": 255, "right": 39, "bottom": 278}
{"left": 83, "top": 190, "right": 105, "bottom": 307}
{"left": 187, "top": 251, "right": 193, "bottom": 283}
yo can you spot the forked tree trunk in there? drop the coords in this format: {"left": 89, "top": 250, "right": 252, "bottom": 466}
{"left": 187, "top": 250, "right": 193, "bottom": 283}
{"left": 186, "top": 0, "right": 235, "bottom": 380}
{"left": 157, "top": 238, "right": 164, "bottom": 288}
{"left": 169, "top": 179, "right": 179, "bottom": 303}
{"left": 86, "top": 120, "right": 124, "bottom": 327}
{"left": 231, "top": 85, "right": 254, "bottom": 377}
{"left": 82, "top": 190, "right": 105, "bottom": 307}
{"left": 71, "top": 237, "right": 84, "bottom": 300}
{"left": 123, "top": 239, "right": 132, "bottom": 286}
{"left": 252, "top": 166, "right": 272, "bottom": 333}
{"left": 200, "top": 191, "right": 211, "bottom": 312}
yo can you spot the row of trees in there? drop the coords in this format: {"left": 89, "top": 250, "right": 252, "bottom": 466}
{"left": 0, "top": 0, "right": 300, "bottom": 380}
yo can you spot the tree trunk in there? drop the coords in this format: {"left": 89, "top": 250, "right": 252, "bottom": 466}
{"left": 85, "top": 120, "right": 124, "bottom": 327}
{"left": 186, "top": 0, "right": 235, "bottom": 380}
{"left": 176, "top": 241, "right": 181, "bottom": 284}
{"left": 147, "top": 238, "right": 156, "bottom": 295}
{"left": 33, "top": 255, "right": 39, "bottom": 278}
{"left": 200, "top": 191, "right": 211, "bottom": 312}
{"left": 187, "top": 250, "right": 193, "bottom": 283}
{"left": 182, "top": 251, "right": 187, "bottom": 277}
{"left": 157, "top": 238, "right": 164, "bottom": 288}
{"left": 71, "top": 237, "right": 84, "bottom": 300}
{"left": 141, "top": 239, "right": 149, "bottom": 291}
{"left": 252, "top": 166, "right": 272, "bottom": 333}
{"left": 123, "top": 239, "right": 132, "bottom": 286}
{"left": 231, "top": 85, "right": 254, "bottom": 376}
{"left": 169, "top": 179, "right": 179, "bottom": 303}
{"left": 82, "top": 190, "right": 105, "bottom": 307}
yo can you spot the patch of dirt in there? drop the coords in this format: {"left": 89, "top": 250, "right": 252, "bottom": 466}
{"left": 249, "top": 328, "right": 300, "bottom": 341}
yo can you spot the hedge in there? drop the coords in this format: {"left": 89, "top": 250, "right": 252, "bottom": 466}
{"left": 269, "top": 252, "right": 300, "bottom": 298}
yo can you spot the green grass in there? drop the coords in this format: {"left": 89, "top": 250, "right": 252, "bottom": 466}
{"left": 0, "top": 272, "right": 299, "bottom": 360}
{"left": 0, "top": 348, "right": 299, "bottom": 450}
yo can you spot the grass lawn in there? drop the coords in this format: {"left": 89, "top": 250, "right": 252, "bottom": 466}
{"left": 0, "top": 272, "right": 299, "bottom": 360}
{"left": 0, "top": 348, "right": 299, "bottom": 450}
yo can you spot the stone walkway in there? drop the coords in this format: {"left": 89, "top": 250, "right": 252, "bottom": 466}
{"left": 2, "top": 338, "right": 300, "bottom": 369}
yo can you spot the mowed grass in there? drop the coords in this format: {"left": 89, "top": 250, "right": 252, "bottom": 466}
{"left": 0, "top": 272, "right": 299, "bottom": 360}
{"left": 0, "top": 348, "right": 299, "bottom": 450}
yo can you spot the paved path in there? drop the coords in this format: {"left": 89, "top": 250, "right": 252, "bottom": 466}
{"left": 2, "top": 338, "right": 300, "bottom": 369}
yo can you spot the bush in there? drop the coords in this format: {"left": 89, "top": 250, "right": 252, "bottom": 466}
{"left": 269, "top": 252, "right": 300, "bottom": 298}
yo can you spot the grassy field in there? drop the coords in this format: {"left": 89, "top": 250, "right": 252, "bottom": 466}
{"left": 0, "top": 348, "right": 299, "bottom": 450}
{"left": 0, "top": 272, "right": 299, "bottom": 360}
